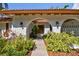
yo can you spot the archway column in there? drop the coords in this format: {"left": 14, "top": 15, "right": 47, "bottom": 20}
{"left": 26, "top": 23, "right": 34, "bottom": 37}
{"left": 52, "top": 26, "right": 61, "bottom": 33}
{"left": 50, "top": 21, "right": 62, "bottom": 33}
{"left": 44, "top": 23, "right": 51, "bottom": 34}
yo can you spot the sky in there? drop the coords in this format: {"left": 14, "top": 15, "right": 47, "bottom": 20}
{"left": 7, "top": 3, "right": 74, "bottom": 9}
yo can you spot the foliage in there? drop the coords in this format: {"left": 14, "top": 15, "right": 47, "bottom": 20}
{"left": 30, "top": 24, "right": 39, "bottom": 38}
{"left": 32, "top": 24, "right": 39, "bottom": 34}
{"left": 0, "top": 38, "right": 7, "bottom": 52}
{"left": 63, "top": 4, "right": 69, "bottom": 9}
{"left": 0, "top": 36, "right": 35, "bottom": 56}
{"left": 43, "top": 32, "right": 79, "bottom": 52}
{"left": 0, "top": 7, "right": 5, "bottom": 10}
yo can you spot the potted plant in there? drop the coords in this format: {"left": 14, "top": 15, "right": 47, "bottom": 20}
{"left": 31, "top": 24, "right": 39, "bottom": 38}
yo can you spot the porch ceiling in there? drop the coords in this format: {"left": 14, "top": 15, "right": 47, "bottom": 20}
{"left": 36, "top": 22, "right": 48, "bottom": 25}
{"left": 34, "top": 19, "right": 48, "bottom": 22}
{"left": 32, "top": 19, "right": 48, "bottom": 25}
{"left": 0, "top": 17, "right": 12, "bottom": 23}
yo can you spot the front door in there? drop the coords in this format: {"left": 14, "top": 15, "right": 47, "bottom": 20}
{"left": 37, "top": 25, "right": 44, "bottom": 34}
{"left": 36, "top": 25, "right": 44, "bottom": 38}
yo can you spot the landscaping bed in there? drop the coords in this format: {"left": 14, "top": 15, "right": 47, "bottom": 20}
{"left": 48, "top": 51, "right": 79, "bottom": 56}
{"left": 27, "top": 51, "right": 32, "bottom": 56}
{"left": 43, "top": 32, "right": 79, "bottom": 56}
{"left": 0, "top": 36, "right": 35, "bottom": 56}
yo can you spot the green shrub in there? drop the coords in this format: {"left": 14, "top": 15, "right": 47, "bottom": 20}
{"left": 14, "top": 50, "right": 28, "bottom": 56}
{"left": 0, "top": 38, "right": 7, "bottom": 52}
{"left": 1, "top": 44, "right": 16, "bottom": 56}
{"left": 0, "top": 36, "right": 35, "bottom": 56}
{"left": 44, "top": 32, "right": 79, "bottom": 52}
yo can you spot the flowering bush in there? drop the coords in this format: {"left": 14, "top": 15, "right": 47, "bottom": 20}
{"left": 0, "top": 36, "right": 35, "bottom": 56}
{"left": 44, "top": 32, "right": 79, "bottom": 52}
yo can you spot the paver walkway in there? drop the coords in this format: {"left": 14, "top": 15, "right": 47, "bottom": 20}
{"left": 31, "top": 39, "right": 48, "bottom": 56}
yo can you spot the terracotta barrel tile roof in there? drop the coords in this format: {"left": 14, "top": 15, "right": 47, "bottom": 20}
{"left": 0, "top": 9, "right": 79, "bottom": 14}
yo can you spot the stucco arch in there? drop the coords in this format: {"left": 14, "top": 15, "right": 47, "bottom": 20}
{"left": 26, "top": 17, "right": 52, "bottom": 37}
{"left": 61, "top": 18, "right": 79, "bottom": 36}
{"left": 27, "top": 17, "right": 52, "bottom": 27}
{"left": 61, "top": 18, "right": 79, "bottom": 26}
{"left": 60, "top": 18, "right": 79, "bottom": 32}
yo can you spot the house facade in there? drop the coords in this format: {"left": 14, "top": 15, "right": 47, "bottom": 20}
{"left": 0, "top": 9, "right": 79, "bottom": 38}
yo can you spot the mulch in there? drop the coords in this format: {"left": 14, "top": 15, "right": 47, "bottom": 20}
{"left": 48, "top": 51, "right": 79, "bottom": 56}
{"left": 27, "top": 51, "right": 32, "bottom": 56}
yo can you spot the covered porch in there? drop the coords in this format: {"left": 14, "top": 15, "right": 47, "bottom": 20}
{"left": 0, "top": 15, "right": 12, "bottom": 38}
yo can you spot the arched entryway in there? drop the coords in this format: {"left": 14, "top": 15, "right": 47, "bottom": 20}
{"left": 26, "top": 18, "right": 52, "bottom": 38}
{"left": 61, "top": 19, "right": 79, "bottom": 36}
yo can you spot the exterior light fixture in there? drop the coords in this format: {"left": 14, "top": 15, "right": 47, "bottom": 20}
{"left": 56, "top": 21, "right": 59, "bottom": 28}
{"left": 20, "top": 22, "right": 24, "bottom": 29}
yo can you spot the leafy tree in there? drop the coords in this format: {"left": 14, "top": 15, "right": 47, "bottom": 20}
{"left": 0, "top": 3, "right": 4, "bottom": 10}
{"left": 63, "top": 4, "right": 69, "bottom": 9}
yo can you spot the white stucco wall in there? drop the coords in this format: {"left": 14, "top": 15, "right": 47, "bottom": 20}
{"left": 11, "top": 15, "right": 28, "bottom": 36}
{"left": 11, "top": 14, "right": 79, "bottom": 37}
{"left": 0, "top": 23, "right": 6, "bottom": 36}
{"left": 0, "top": 23, "right": 6, "bottom": 31}
{"left": 44, "top": 23, "right": 51, "bottom": 34}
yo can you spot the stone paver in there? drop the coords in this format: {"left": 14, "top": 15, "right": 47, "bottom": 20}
{"left": 31, "top": 39, "right": 48, "bottom": 56}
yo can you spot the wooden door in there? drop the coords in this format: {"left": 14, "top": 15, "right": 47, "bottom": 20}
{"left": 37, "top": 25, "right": 44, "bottom": 34}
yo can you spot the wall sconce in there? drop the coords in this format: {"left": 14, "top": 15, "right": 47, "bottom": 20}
{"left": 56, "top": 21, "right": 59, "bottom": 29}
{"left": 20, "top": 22, "right": 24, "bottom": 29}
